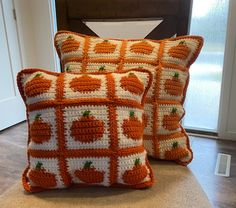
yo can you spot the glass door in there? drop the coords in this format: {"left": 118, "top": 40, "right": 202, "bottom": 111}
{"left": 182, "top": 0, "right": 229, "bottom": 132}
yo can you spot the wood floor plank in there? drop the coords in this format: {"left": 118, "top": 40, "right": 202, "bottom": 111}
{"left": 189, "top": 136, "right": 236, "bottom": 208}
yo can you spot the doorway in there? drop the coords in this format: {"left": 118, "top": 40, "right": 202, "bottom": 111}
{"left": 0, "top": 0, "right": 25, "bottom": 130}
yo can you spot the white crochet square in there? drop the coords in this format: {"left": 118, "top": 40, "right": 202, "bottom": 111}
{"left": 22, "top": 72, "right": 57, "bottom": 105}
{"left": 159, "top": 67, "right": 188, "bottom": 101}
{"left": 116, "top": 106, "right": 143, "bottom": 149}
{"left": 117, "top": 151, "right": 150, "bottom": 185}
{"left": 162, "top": 38, "right": 199, "bottom": 66}
{"left": 64, "top": 62, "right": 82, "bottom": 72}
{"left": 65, "top": 62, "right": 119, "bottom": 73}
{"left": 159, "top": 136, "right": 188, "bottom": 159}
{"left": 29, "top": 157, "right": 65, "bottom": 188}
{"left": 56, "top": 33, "right": 85, "bottom": 60}
{"left": 28, "top": 108, "right": 57, "bottom": 150}
{"left": 124, "top": 40, "right": 159, "bottom": 62}
{"left": 64, "top": 105, "right": 110, "bottom": 149}
{"left": 66, "top": 157, "right": 110, "bottom": 186}
{"left": 63, "top": 73, "right": 108, "bottom": 99}
{"left": 123, "top": 63, "right": 157, "bottom": 99}
{"left": 88, "top": 37, "right": 122, "bottom": 60}
{"left": 113, "top": 71, "right": 149, "bottom": 103}
{"left": 85, "top": 62, "right": 118, "bottom": 72}
{"left": 156, "top": 103, "right": 184, "bottom": 135}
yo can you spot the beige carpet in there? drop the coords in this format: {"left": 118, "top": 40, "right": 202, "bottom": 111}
{"left": 0, "top": 161, "right": 211, "bottom": 208}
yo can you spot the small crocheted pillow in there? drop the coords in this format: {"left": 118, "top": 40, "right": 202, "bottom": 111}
{"left": 54, "top": 31, "right": 203, "bottom": 165}
{"left": 17, "top": 68, "right": 154, "bottom": 192}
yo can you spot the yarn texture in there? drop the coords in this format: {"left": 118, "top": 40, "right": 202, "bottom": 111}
{"left": 17, "top": 68, "right": 154, "bottom": 192}
{"left": 54, "top": 31, "right": 203, "bottom": 165}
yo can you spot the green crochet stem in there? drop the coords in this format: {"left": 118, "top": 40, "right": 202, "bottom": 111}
{"left": 83, "top": 110, "right": 91, "bottom": 117}
{"left": 171, "top": 108, "right": 177, "bottom": 114}
{"left": 99, "top": 65, "right": 105, "bottom": 71}
{"left": 134, "top": 158, "right": 141, "bottom": 166}
{"left": 84, "top": 161, "right": 93, "bottom": 169}
{"left": 36, "top": 161, "right": 43, "bottom": 169}
{"left": 129, "top": 72, "right": 135, "bottom": 76}
{"left": 35, "top": 113, "right": 41, "bottom": 120}
{"left": 174, "top": 72, "right": 179, "bottom": 78}
{"left": 172, "top": 141, "right": 179, "bottom": 149}
{"left": 34, "top": 73, "right": 42, "bottom": 78}
{"left": 130, "top": 111, "right": 135, "bottom": 118}
{"left": 66, "top": 66, "right": 71, "bottom": 72}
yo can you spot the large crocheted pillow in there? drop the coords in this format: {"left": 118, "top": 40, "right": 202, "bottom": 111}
{"left": 17, "top": 68, "right": 154, "bottom": 192}
{"left": 54, "top": 31, "right": 203, "bottom": 165}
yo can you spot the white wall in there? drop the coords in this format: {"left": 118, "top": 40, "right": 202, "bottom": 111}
{"left": 14, "top": 0, "right": 59, "bottom": 71}
{"left": 218, "top": 0, "right": 236, "bottom": 140}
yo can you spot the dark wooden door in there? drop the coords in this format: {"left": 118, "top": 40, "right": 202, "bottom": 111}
{"left": 55, "top": 0, "right": 192, "bottom": 40}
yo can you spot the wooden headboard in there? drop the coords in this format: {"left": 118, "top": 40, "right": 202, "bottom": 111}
{"left": 55, "top": 0, "right": 192, "bottom": 40}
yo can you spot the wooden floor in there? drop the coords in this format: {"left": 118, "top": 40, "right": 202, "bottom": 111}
{"left": 0, "top": 122, "right": 236, "bottom": 208}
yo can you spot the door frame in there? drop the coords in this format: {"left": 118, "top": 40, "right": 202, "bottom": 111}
{"left": 14, "top": 0, "right": 60, "bottom": 72}
{"left": 218, "top": 0, "right": 236, "bottom": 140}
{"left": 0, "top": 0, "right": 26, "bottom": 130}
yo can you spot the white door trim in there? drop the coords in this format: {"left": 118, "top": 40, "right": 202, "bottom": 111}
{"left": 14, "top": 0, "right": 60, "bottom": 72}
{"left": 218, "top": 0, "right": 236, "bottom": 140}
{"left": 0, "top": 0, "right": 26, "bottom": 130}
{"left": 48, "top": 0, "right": 60, "bottom": 72}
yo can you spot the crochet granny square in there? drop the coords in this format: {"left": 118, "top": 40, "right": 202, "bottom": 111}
{"left": 54, "top": 31, "right": 203, "bottom": 165}
{"left": 17, "top": 68, "right": 154, "bottom": 192}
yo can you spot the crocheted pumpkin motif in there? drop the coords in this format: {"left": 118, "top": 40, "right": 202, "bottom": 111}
{"left": 122, "top": 111, "right": 143, "bottom": 140}
{"left": 74, "top": 161, "right": 105, "bottom": 184}
{"left": 164, "top": 72, "right": 184, "bottom": 96}
{"left": 162, "top": 108, "right": 180, "bottom": 131}
{"left": 70, "top": 110, "right": 104, "bottom": 142}
{"left": 29, "top": 162, "right": 57, "bottom": 188}
{"left": 18, "top": 68, "right": 154, "bottom": 192}
{"left": 168, "top": 41, "right": 190, "bottom": 60}
{"left": 94, "top": 40, "right": 116, "bottom": 53}
{"left": 25, "top": 73, "right": 51, "bottom": 97}
{"left": 122, "top": 158, "right": 148, "bottom": 185}
{"left": 61, "top": 36, "right": 80, "bottom": 53}
{"left": 130, "top": 41, "right": 154, "bottom": 55}
{"left": 164, "top": 141, "right": 189, "bottom": 160}
{"left": 30, "top": 114, "right": 51, "bottom": 144}
{"left": 69, "top": 75, "right": 101, "bottom": 93}
{"left": 120, "top": 73, "right": 144, "bottom": 95}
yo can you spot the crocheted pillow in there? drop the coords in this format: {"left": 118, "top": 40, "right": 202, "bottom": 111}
{"left": 54, "top": 31, "right": 203, "bottom": 165}
{"left": 17, "top": 68, "right": 154, "bottom": 192}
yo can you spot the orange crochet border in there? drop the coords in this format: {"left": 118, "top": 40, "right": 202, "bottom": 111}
{"left": 17, "top": 68, "right": 154, "bottom": 192}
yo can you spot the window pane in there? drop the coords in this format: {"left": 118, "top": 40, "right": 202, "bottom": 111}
{"left": 183, "top": 0, "right": 229, "bottom": 131}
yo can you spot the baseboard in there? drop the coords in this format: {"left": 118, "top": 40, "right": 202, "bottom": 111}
{"left": 186, "top": 129, "right": 218, "bottom": 139}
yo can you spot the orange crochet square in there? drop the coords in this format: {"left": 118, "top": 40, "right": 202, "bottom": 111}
{"left": 54, "top": 31, "right": 204, "bottom": 165}
{"left": 17, "top": 68, "right": 154, "bottom": 192}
